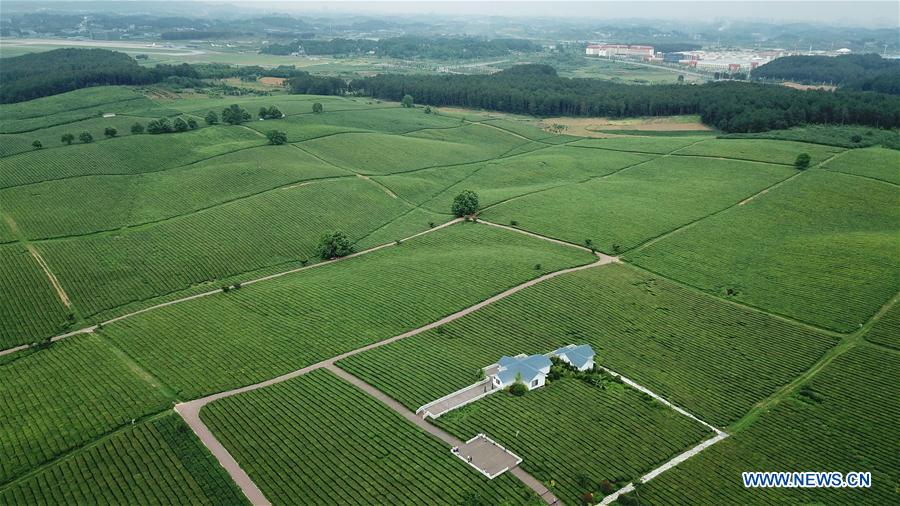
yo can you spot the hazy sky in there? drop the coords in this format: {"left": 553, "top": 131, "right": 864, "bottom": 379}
{"left": 226, "top": 1, "right": 900, "bottom": 28}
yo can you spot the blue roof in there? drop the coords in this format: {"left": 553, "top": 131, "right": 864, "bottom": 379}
{"left": 495, "top": 355, "right": 551, "bottom": 384}
{"left": 552, "top": 344, "right": 595, "bottom": 369}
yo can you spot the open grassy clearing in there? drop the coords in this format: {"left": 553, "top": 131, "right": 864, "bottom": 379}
{"left": 631, "top": 345, "right": 899, "bottom": 505}
{"left": 674, "top": 138, "right": 844, "bottom": 165}
{"left": 338, "top": 263, "right": 835, "bottom": 427}
{"left": 300, "top": 123, "right": 525, "bottom": 174}
{"left": 0, "top": 243, "right": 71, "bottom": 348}
{"left": 627, "top": 170, "right": 899, "bottom": 332}
{"left": 0, "top": 334, "right": 173, "bottom": 485}
{"left": 864, "top": 303, "right": 900, "bottom": 350}
{"left": 245, "top": 106, "right": 462, "bottom": 142}
{"left": 482, "top": 156, "right": 795, "bottom": 253}
{"left": 822, "top": 146, "right": 900, "bottom": 185}
{"left": 569, "top": 135, "right": 706, "bottom": 154}
{"left": 201, "top": 369, "right": 539, "bottom": 505}
{"left": 422, "top": 146, "right": 652, "bottom": 212}
{"left": 34, "top": 178, "right": 409, "bottom": 317}
{"left": 436, "top": 378, "right": 712, "bottom": 505}
{"left": 1, "top": 145, "right": 348, "bottom": 239}
{"left": 0, "top": 125, "right": 265, "bottom": 188}
{"left": 0, "top": 413, "right": 247, "bottom": 505}
{"left": 100, "top": 223, "right": 594, "bottom": 398}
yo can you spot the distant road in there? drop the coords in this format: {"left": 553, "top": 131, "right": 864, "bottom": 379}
{"left": 0, "top": 38, "right": 207, "bottom": 56}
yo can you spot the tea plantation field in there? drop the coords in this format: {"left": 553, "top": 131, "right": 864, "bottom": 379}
{"left": 101, "top": 223, "right": 594, "bottom": 398}
{"left": 435, "top": 378, "right": 712, "bottom": 505}
{"left": 629, "top": 345, "right": 899, "bottom": 505}
{"left": 338, "top": 263, "right": 835, "bottom": 426}
{"left": 627, "top": 170, "right": 899, "bottom": 332}
{"left": 201, "top": 369, "right": 539, "bottom": 505}
{"left": 0, "top": 86, "right": 897, "bottom": 506}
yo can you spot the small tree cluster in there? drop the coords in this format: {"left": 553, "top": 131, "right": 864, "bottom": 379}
{"left": 508, "top": 381, "right": 527, "bottom": 397}
{"left": 61, "top": 133, "right": 75, "bottom": 145}
{"left": 312, "top": 102, "right": 323, "bottom": 114}
{"left": 266, "top": 130, "right": 287, "bottom": 145}
{"left": 32, "top": 140, "right": 42, "bottom": 149}
{"left": 316, "top": 231, "right": 354, "bottom": 260}
{"left": 145, "top": 117, "right": 198, "bottom": 134}
{"left": 794, "top": 152, "right": 811, "bottom": 170}
{"left": 222, "top": 104, "right": 251, "bottom": 125}
{"left": 205, "top": 111, "right": 219, "bottom": 125}
{"left": 79, "top": 131, "right": 93, "bottom": 144}
{"left": 104, "top": 127, "right": 118, "bottom": 138}
{"left": 401, "top": 94, "right": 414, "bottom": 108}
{"left": 451, "top": 190, "right": 479, "bottom": 217}
{"left": 258, "top": 106, "right": 283, "bottom": 119}
{"left": 131, "top": 122, "right": 145, "bottom": 134}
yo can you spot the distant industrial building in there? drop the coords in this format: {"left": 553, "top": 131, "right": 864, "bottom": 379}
{"left": 586, "top": 44, "right": 655, "bottom": 58}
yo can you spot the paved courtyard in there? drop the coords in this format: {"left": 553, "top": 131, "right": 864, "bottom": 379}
{"left": 453, "top": 434, "right": 522, "bottom": 479}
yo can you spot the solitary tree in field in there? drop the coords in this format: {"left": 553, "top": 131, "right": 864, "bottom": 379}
{"left": 104, "top": 127, "right": 117, "bottom": 138}
{"left": 32, "top": 140, "right": 42, "bottom": 150}
{"left": 312, "top": 102, "right": 323, "bottom": 114}
{"left": 794, "top": 153, "right": 811, "bottom": 170}
{"left": 61, "top": 133, "right": 75, "bottom": 145}
{"left": 173, "top": 117, "right": 189, "bottom": 132}
{"left": 205, "top": 111, "right": 219, "bottom": 125}
{"left": 451, "top": 190, "right": 479, "bottom": 217}
{"left": 677, "top": 74, "right": 685, "bottom": 83}
{"left": 424, "top": 106, "right": 432, "bottom": 114}
{"left": 401, "top": 94, "right": 414, "bottom": 108}
{"left": 79, "top": 131, "right": 93, "bottom": 144}
{"left": 316, "top": 231, "right": 354, "bottom": 259}
{"left": 131, "top": 122, "right": 145, "bottom": 134}
{"left": 266, "top": 130, "right": 287, "bottom": 145}
{"left": 187, "top": 117, "right": 199, "bottom": 129}
{"left": 222, "top": 104, "right": 251, "bottom": 125}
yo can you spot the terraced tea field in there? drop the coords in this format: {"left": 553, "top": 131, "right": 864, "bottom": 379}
{"left": 435, "top": 378, "right": 712, "bottom": 505}
{"left": 201, "top": 369, "right": 538, "bottom": 505}
{"left": 631, "top": 345, "right": 900, "bottom": 505}
{"left": 0, "top": 86, "right": 896, "bottom": 506}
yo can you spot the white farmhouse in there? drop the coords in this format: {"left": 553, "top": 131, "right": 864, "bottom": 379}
{"left": 491, "top": 354, "right": 552, "bottom": 391}
{"left": 551, "top": 344, "right": 596, "bottom": 371}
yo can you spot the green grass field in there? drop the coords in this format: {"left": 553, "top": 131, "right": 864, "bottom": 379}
{"left": 627, "top": 170, "right": 899, "bottom": 332}
{"left": 0, "top": 334, "right": 173, "bottom": 484}
{"left": 435, "top": 377, "right": 711, "bottom": 504}
{"left": 201, "top": 369, "right": 539, "bottom": 505}
{"left": 823, "top": 146, "right": 900, "bottom": 185}
{"left": 481, "top": 156, "right": 795, "bottom": 253}
{"left": 630, "top": 345, "right": 899, "bottom": 505}
{"left": 338, "top": 263, "right": 835, "bottom": 427}
{"left": 0, "top": 413, "right": 247, "bottom": 505}
{"left": 100, "top": 223, "right": 594, "bottom": 398}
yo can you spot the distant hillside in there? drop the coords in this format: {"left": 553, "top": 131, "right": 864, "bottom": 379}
{"left": 754, "top": 54, "right": 900, "bottom": 94}
{"left": 0, "top": 48, "right": 198, "bottom": 103}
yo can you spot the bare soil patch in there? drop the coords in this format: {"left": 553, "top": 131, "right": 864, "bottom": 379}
{"left": 258, "top": 77, "right": 287, "bottom": 86}
{"left": 782, "top": 81, "right": 836, "bottom": 92}
{"left": 542, "top": 116, "right": 711, "bottom": 137}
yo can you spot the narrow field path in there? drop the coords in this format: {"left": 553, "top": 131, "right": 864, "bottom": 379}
{"left": 177, "top": 237, "right": 608, "bottom": 505}
{"left": 0, "top": 218, "right": 462, "bottom": 357}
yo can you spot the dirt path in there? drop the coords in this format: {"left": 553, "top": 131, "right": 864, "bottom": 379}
{"left": 176, "top": 240, "right": 608, "bottom": 505}
{"left": 2, "top": 214, "right": 72, "bottom": 308}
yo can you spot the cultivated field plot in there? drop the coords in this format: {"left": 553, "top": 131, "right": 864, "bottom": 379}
{"left": 1, "top": 145, "right": 348, "bottom": 239}
{"left": 0, "top": 113, "right": 163, "bottom": 158}
{"left": 822, "top": 146, "right": 900, "bottom": 185}
{"left": 353, "top": 208, "right": 454, "bottom": 250}
{"left": 0, "top": 413, "right": 247, "bottom": 505}
{"left": 631, "top": 345, "right": 899, "bottom": 505}
{"left": 628, "top": 170, "right": 899, "bottom": 332}
{"left": 0, "top": 335, "right": 173, "bottom": 484}
{"left": 338, "top": 263, "right": 835, "bottom": 427}
{"left": 0, "top": 243, "right": 71, "bottom": 348}
{"left": 0, "top": 87, "right": 159, "bottom": 133}
{"left": 481, "top": 156, "right": 795, "bottom": 253}
{"left": 101, "top": 223, "right": 594, "bottom": 398}
{"left": 864, "top": 303, "right": 900, "bottom": 350}
{"left": 435, "top": 378, "right": 712, "bottom": 505}
{"left": 481, "top": 118, "right": 576, "bottom": 144}
{"left": 0, "top": 126, "right": 265, "bottom": 188}
{"left": 422, "top": 146, "right": 652, "bottom": 211}
{"left": 173, "top": 94, "right": 387, "bottom": 118}
{"left": 569, "top": 135, "right": 707, "bottom": 154}
{"left": 300, "top": 123, "right": 526, "bottom": 174}
{"left": 245, "top": 106, "right": 462, "bottom": 142}
{"left": 674, "top": 138, "right": 844, "bottom": 165}
{"left": 200, "top": 369, "right": 538, "bottom": 505}
{"left": 35, "top": 178, "right": 410, "bottom": 317}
